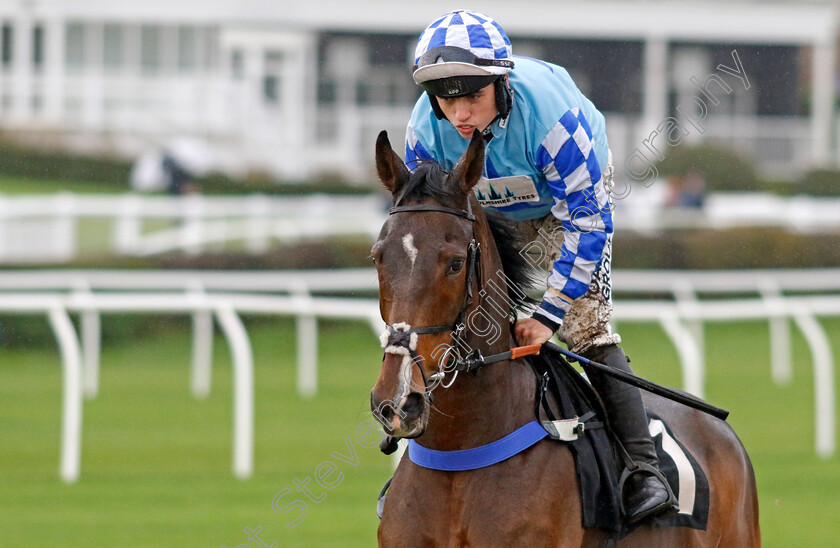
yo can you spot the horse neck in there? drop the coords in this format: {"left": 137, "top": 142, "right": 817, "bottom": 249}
{"left": 419, "top": 203, "right": 536, "bottom": 451}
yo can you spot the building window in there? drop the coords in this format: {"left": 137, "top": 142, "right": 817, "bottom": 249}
{"left": 367, "top": 34, "right": 413, "bottom": 66}
{"left": 200, "top": 28, "right": 219, "bottom": 71}
{"left": 32, "top": 24, "right": 43, "bottom": 69}
{"left": 263, "top": 76, "right": 279, "bottom": 103}
{"left": 65, "top": 22, "right": 85, "bottom": 69}
{"left": 263, "top": 51, "right": 283, "bottom": 104}
{"left": 2, "top": 23, "right": 13, "bottom": 67}
{"left": 358, "top": 68, "right": 417, "bottom": 106}
{"left": 318, "top": 80, "right": 336, "bottom": 104}
{"left": 178, "top": 26, "right": 196, "bottom": 71}
{"left": 230, "top": 49, "right": 243, "bottom": 78}
{"left": 103, "top": 24, "right": 123, "bottom": 72}
{"left": 141, "top": 25, "right": 160, "bottom": 73}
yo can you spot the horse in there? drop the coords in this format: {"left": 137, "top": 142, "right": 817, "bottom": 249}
{"left": 369, "top": 129, "right": 760, "bottom": 547}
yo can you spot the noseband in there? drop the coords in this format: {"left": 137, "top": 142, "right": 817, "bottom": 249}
{"left": 380, "top": 198, "right": 482, "bottom": 393}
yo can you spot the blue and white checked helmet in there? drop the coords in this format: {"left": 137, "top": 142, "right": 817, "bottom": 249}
{"left": 412, "top": 10, "right": 514, "bottom": 98}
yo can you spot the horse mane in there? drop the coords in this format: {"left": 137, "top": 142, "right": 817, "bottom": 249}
{"left": 399, "top": 160, "right": 539, "bottom": 313}
{"left": 484, "top": 209, "right": 539, "bottom": 313}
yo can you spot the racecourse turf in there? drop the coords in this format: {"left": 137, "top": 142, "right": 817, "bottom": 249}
{"left": 1, "top": 316, "right": 838, "bottom": 547}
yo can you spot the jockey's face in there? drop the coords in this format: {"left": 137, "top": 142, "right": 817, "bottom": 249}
{"left": 437, "top": 82, "right": 497, "bottom": 139}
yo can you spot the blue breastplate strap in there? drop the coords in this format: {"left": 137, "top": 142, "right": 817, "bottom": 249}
{"left": 407, "top": 420, "right": 550, "bottom": 471}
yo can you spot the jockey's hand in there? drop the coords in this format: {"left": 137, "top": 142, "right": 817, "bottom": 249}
{"left": 514, "top": 318, "right": 555, "bottom": 347}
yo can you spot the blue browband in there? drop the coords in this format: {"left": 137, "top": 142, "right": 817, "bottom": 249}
{"left": 408, "top": 420, "right": 549, "bottom": 471}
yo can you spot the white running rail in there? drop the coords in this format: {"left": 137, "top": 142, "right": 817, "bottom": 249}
{"left": 0, "top": 193, "right": 388, "bottom": 262}
{"left": 0, "top": 268, "right": 837, "bottom": 482}
{"left": 2, "top": 192, "right": 840, "bottom": 262}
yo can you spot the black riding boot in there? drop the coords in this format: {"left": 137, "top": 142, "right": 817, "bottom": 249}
{"left": 583, "top": 344, "right": 679, "bottom": 524}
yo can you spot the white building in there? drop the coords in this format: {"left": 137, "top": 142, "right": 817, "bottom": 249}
{"left": 0, "top": 0, "right": 837, "bottom": 182}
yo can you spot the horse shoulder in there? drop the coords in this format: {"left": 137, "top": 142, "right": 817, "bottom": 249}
{"left": 379, "top": 442, "right": 592, "bottom": 547}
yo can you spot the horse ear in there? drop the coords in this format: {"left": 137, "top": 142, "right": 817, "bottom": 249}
{"left": 449, "top": 130, "right": 485, "bottom": 193}
{"left": 375, "top": 130, "right": 410, "bottom": 195}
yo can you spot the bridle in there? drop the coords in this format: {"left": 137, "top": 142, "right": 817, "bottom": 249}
{"left": 380, "top": 196, "right": 483, "bottom": 394}
{"left": 376, "top": 194, "right": 543, "bottom": 458}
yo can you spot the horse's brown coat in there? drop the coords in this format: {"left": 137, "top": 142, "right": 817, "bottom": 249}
{"left": 371, "top": 131, "right": 760, "bottom": 547}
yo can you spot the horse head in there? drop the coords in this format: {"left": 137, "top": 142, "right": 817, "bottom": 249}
{"left": 369, "top": 130, "right": 487, "bottom": 438}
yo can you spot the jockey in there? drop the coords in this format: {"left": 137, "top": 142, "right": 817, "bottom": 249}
{"left": 405, "top": 9, "right": 679, "bottom": 524}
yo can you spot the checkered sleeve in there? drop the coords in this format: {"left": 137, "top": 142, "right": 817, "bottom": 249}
{"left": 405, "top": 121, "right": 435, "bottom": 168}
{"left": 531, "top": 108, "right": 614, "bottom": 332}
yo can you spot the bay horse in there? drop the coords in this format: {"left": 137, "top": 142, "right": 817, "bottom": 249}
{"left": 369, "top": 130, "right": 759, "bottom": 547}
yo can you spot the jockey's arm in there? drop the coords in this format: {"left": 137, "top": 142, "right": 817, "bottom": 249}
{"left": 530, "top": 108, "right": 613, "bottom": 335}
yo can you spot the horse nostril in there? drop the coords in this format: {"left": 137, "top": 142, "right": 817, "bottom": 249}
{"left": 402, "top": 393, "right": 425, "bottom": 418}
{"left": 372, "top": 393, "right": 395, "bottom": 422}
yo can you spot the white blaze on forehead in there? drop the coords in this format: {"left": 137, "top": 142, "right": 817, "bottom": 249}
{"left": 402, "top": 233, "right": 418, "bottom": 265}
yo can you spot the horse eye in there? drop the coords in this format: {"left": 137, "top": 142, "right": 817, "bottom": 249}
{"left": 447, "top": 258, "right": 465, "bottom": 275}
{"left": 370, "top": 245, "right": 382, "bottom": 265}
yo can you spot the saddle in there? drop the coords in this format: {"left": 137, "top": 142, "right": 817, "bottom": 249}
{"left": 527, "top": 344, "right": 710, "bottom": 536}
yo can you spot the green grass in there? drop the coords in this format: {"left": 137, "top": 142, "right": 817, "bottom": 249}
{"left": 1, "top": 317, "right": 839, "bottom": 547}
{"left": 0, "top": 175, "right": 128, "bottom": 195}
{"left": 621, "top": 320, "right": 840, "bottom": 546}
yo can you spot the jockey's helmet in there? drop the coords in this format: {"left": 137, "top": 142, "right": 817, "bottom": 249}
{"left": 412, "top": 10, "right": 514, "bottom": 120}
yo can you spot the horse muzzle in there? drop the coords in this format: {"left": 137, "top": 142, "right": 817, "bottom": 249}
{"left": 370, "top": 322, "right": 441, "bottom": 437}
{"left": 370, "top": 386, "right": 429, "bottom": 439}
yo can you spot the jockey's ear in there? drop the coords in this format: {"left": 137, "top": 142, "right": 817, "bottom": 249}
{"left": 375, "top": 130, "right": 410, "bottom": 196}
{"left": 449, "top": 130, "right": 484, "bottom": 194}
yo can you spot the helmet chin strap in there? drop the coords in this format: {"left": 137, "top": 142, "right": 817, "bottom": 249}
{"left": 429, "top": 94, "right": 447, "bottom": 120}
{"left": 475, "top": 108, "right": 509, "bottom": 140}
{"left": 481, "top": 113, "right": 504, "bottom": 138}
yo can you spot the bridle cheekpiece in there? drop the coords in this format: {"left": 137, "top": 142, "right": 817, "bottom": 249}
{"left": 381, "top": 196, "right": 483, "bottom": 394}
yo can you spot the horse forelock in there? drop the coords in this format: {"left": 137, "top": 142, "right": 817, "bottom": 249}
{"left": 397, "top": 161, "right": 464, "bottom": 209}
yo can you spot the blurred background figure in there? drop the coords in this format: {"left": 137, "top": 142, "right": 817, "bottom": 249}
{"left": 161, "top": 150, "right": 195, "bottom": 196}
{"left": 665, "top": 171, "right": 707, "bottom": 209}
{"left": 130, "top": 138, "right": 214, "bottom": 194}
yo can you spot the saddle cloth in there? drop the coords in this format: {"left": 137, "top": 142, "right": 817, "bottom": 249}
{"left": 644, "top": 411, "right": 710, "bottom": 531}
{"left": 527, "top": 345, "right": 710, "bottom": 536}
